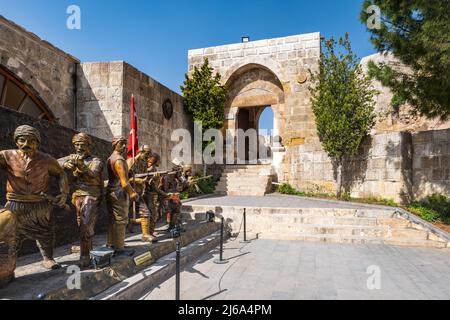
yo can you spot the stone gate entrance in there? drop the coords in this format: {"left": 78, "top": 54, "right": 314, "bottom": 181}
{"left": 188, "top": 33, "right": 321, "bottom": 181}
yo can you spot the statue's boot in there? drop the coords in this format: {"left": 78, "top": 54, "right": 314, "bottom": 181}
{"left": 0, "top": 208, "right": 17, "bottom": 288}
{"left": 79, "top": 239, "right": 92, "bottom": 268}
{"left": 127, "top": 218, "right": 141, "bottom": 233}
{"left": 106, "top": 223, "right": 114, "bottom": 248}
{"left": 37, "top": 240, "right": 60, "bottom": 270}
{"left": 140, "top": 218, "right": 156, "bottom": 243}
{"left": 39, "top": 246, "right": 61, "bottom": 270}
{"left": 148, "top": 217, "right": 158, "bottom": 243}
{"left": 0, "top": 244, "right": 16, "bottom": 288}
{"left": 165, "top": 213, "right": 174, "bottom": 232}
{"left": 113, "top": 224, "right": 135, "bottom": 256}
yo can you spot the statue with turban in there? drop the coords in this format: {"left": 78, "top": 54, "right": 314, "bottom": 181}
{"left": 62, "top": 132, "right": 104, "bottom": 268}
{"left": 0, "top": 125, "right": 69, "bottom": 287}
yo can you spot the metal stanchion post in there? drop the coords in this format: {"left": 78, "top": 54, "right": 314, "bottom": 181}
{"left": 214, "top": 217, "right": 228, "bottom": 264}
{"left": 240, "top": 208, "right": 251, "bottom": 244}
{"left": 175, "top": 241, "right": 181, "bottom": 300}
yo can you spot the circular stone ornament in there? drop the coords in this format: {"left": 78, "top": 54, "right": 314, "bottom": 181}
{"left": 162, "top": 99, "right": 173, "bottom": 120}
{"left": 297, "top": 72, "right": 308, "bottom": 84}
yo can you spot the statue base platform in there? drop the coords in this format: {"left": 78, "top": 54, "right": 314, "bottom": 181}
{"left": 0, "top": 219, "right": 220, "bottom": 300}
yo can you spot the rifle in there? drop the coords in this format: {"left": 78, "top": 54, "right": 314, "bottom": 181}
{"left": 190, "top": 175, "right": 213, "bottom": 183}
{"left": 134, "top": 171, "right": 177, "bottom": 179}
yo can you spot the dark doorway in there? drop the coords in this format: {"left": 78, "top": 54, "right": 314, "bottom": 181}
{"left": 237, "top": 108, "right": 250, "bottom": 161}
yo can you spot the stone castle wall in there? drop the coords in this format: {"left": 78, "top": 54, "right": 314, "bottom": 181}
{"left": 413, "top": 129, "right": 450, "bottom": 199}
{"left": 122, "top": 63, "right": 192, "bottom": 170}
{"left": 77, "top": 61, "right": 192, "bottom": 170}
{"left": 361, "top": 53, "right": 450, "bottom": 134}
{"left": 291, "top": 132, "right": 412, "bottom": 203}
{"left": 0, "top": 15, "right": 78, "bottom": 128}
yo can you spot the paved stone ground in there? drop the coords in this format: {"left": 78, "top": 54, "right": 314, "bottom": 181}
{"left": 142, "top": 239, "right": 450, "bottom": 300}
{"left": 183, "top": 194, "right": 389, "bottom": 210}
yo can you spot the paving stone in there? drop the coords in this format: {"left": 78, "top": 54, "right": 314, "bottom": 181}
{"left": 142, "top": 239, "right": 450, "bottom": 300}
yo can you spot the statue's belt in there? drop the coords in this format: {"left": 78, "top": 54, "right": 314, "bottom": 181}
{"left": 6, "top": 193, "right": 47, "bottom": 203}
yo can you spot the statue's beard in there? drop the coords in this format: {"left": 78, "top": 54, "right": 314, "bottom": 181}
{"left": 20, "top": 147, "right": 35, "bottom": 155}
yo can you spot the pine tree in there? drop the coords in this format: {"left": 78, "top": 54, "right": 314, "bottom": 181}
{"left": 309, "top": 34, "right": 377, "bottom": 197}
{"left": 181, "top": 58, "right": 226, "bottom": 142}
{"left": 361, "top": 0, "right": 450, "bottom": 119}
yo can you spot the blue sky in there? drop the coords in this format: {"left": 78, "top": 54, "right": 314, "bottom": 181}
{"left": 1, "top": 0, "right": 377, "bottom": 130}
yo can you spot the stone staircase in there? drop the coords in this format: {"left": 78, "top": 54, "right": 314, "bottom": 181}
{"left": 215, "top": 164, "right": 274, "bottom": 196}
{"left": 182, "top": 205, "right": 449, "bottom": 249}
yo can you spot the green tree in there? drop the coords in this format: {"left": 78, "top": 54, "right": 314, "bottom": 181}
{"left": 309, "top": 34, "right": 377, "bottom": 197}
{"left": 360, "top": 0, "right": 450, "bottom": 119}
{"left": 181, "top": 57, "right": 227, "bottom": 147}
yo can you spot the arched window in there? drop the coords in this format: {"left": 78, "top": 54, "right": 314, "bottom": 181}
{"left": 0, "top": 66, "right": 54, "bottom": 121}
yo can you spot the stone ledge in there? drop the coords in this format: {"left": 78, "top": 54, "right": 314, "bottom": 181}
{"left": 92, "top": 230, "right": 224, "bottom": 300}
{"left": 0, "top": 220, "right": 220, "bottom": 300}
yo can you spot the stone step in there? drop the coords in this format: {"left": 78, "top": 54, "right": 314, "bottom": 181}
{"left": 223, "top": 171, "right": 271, "bottom": 176}
{"left": 223, "top": 171, "right": 270, "bottom": 174}
{"left": 251, "top": 233, "right": 447, "bottom": 249}
{"left": 219, "top": 174, "right": 271, "bottom": 179}
{"left": 0, "top": 220, "right": 221, "bottom": 300}
{"left": 179, "top": 205, "right": 448, "bottom": 249}
{"left": 217, "top": 177, "right": 269, "bottom": 187}
{"left": 216, "top": 180, "right": 270, "bottom": 187}
{"left": 182, "top": 205, "right": 397, "bottom": 219}
{"left": 266, "top": 225, "right": 429, "bottom": 240}
{"left": 224, "top": 165, "right": 271, "bottom": 170}
{"left": 215, "top": 186, "right": 268, "bottom": 193}
{"left": 91, "top": 230, "right": 224, "bottom": 300}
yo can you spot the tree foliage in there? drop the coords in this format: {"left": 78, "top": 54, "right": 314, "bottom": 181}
{"left": 309, "top": 34, "right": 377, "bottom": 196}
{"left": 181, "top": 58, "right": 226, "bottom": 138}
{"left": 361, "top": 0, "right": 450, "bottom": 119}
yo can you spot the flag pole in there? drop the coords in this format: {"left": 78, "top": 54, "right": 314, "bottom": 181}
{"left": 131, "top": 94, "right": 136, "bottom": 220}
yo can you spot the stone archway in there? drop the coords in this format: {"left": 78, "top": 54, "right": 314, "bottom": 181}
{"left": 224, "top": 63, "right": 285, "bottom": 164}
{"left": 188, "top": 32, "right": 321, "bottom": 185}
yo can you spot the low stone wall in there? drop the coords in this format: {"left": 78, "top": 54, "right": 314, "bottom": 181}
{"left": 287, "top": 132, "right": 413, "bottom": 204}
{"left": 288, "top": 128, "right": 450, "bottom": 204}
{"left": 412, "top": 129, "right": 450, "bottom": 200}
{"left": 0, "top": 107, "right": 111, "bottom": 255}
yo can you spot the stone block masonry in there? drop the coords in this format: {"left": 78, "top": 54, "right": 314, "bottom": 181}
{"left": 0, "top": 15, "right": 79, "bottom": 129}
{"left": 77, "top": 61, "right": 192, "bottom": 170}
{"left": 190, "top": 33, "right": 450, "bottom": 204}
{"left": 413, "top": 129, "right": 450, "bottom": 199}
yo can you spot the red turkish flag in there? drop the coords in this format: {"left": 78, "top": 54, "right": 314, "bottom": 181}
{"left": 127, "top": 94, "right": 139, "bottom": 159}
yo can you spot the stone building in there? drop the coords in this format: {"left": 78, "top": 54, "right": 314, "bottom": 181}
{"left": 189, "top": 34, "right": 450, "bottom": 203}
{"left": 0, "top": 15, "right": 191, "bottom": 170}
{"left": 0, "top": 14, "right": 449, "bottom": 204}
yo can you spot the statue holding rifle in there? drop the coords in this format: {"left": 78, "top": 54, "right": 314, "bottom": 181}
{"left": 126, "top": 145, "right": 153, "bottom": 240}
{"left": 62, "top": 133, "right": 104, "bottom": 268}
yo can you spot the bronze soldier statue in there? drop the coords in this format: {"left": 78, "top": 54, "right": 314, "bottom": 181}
{"left": 126, "top": 144, "right": 152, "bottom": 238}
{"left": 160, "top": 163, "right": 183, "bottom": 237}
{"left": 63, "top": 133, "right": 104, "bottom": 267}
{"left": 106, "top": 137, "right": 139, "bottom": 254}
{"left": 139, "top": 152, "right": 169, "bottom": 242}
{"left": 0, "top": 125, "right": 69, "bottom": 285}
